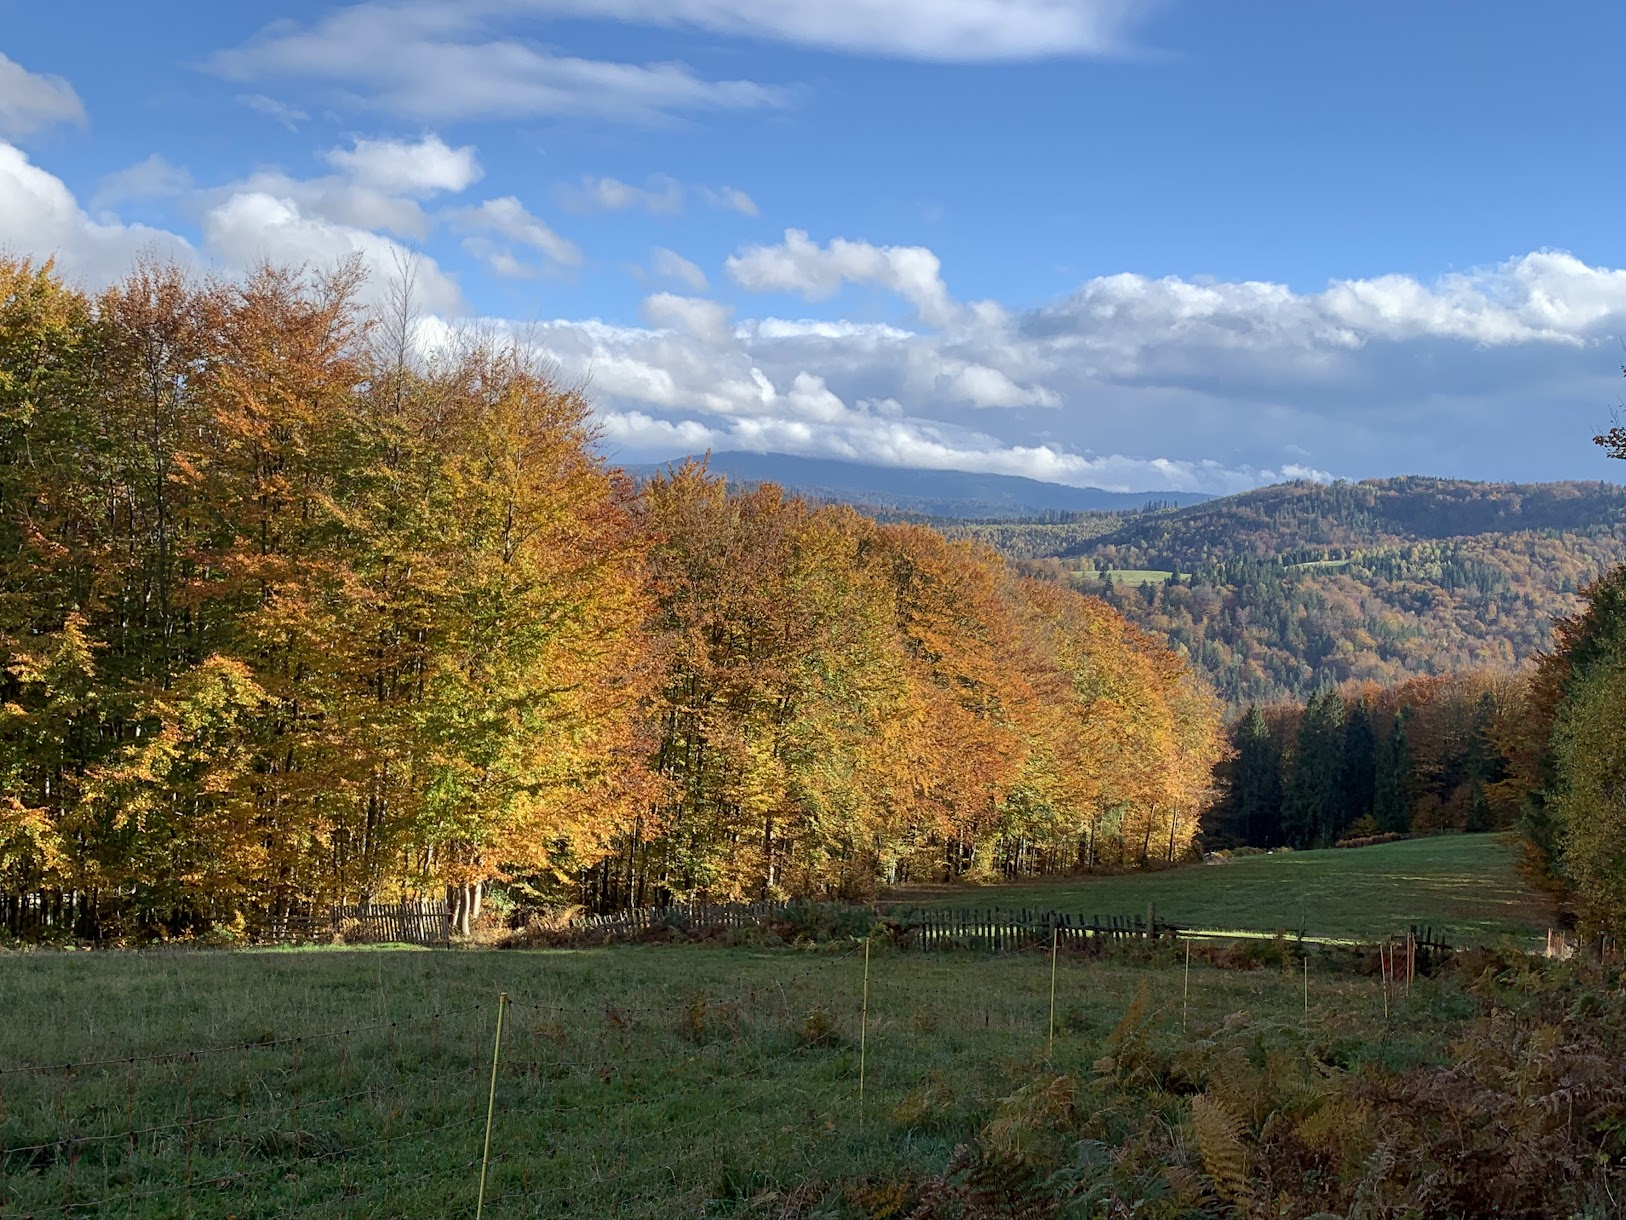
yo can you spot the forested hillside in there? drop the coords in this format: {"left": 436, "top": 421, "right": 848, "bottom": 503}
{"left": 0, "top": 257, "right": 1224, "bottom": 940}
{"left": 952, "top": 478, "right": 1626, "bottom": 705}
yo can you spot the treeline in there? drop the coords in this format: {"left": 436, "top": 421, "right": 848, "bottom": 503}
{"left": 1205, "top": 672, "right": 1520, "bottom": 850}
{"left": 0, "top": 258, "right": 1224, "bottom": 939}
{"left": 1205, "top": 546, "right": 1626, "bottom": 944}
{"left": 1075, "top": 476, "right": 1626, "bottom": 570}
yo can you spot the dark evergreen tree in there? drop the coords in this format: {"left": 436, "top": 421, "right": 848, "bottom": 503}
{"left": 1225, "top": 705, "right": 1284, "bottom": 847}
{"left": 1374, "top": 709, "right": 1413, "bottom": 834}
{"left": 1282, "top": 689, "right": 1345, "bottom": 848}
{"left": 1338, "top": 700, "right": 1378, "bottom": 835}
{"left": 1466, "top": 781, "right": 1492, "bottom": 833}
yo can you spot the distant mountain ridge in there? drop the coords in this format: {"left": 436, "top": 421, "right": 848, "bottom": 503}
{"left": 949, "top": 475, "right": 1626, "bottom": 706}
{"left": 1067, "top": 476, "right": 1626, "bottom": 568}
{"left": 626, "top": 451, "right": 1212, "bottom": 518}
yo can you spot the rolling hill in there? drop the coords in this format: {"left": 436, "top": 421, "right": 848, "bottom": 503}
{"left": 951, "top": 477, "right": 1626, "bottom": 706}
{"left": 628, "top": 457, "right": 1626, "bottom": 705}
{"left": 627, "top": 451, "right": 1211, "bottom": 518}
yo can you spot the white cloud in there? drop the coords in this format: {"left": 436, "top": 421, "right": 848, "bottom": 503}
{"left": 211, "top": 5, "right": 785, "bottom": 123}
{"left": 1, "top": 140, "right": 464, "bottom": 314}
{"left": 560, "top": 174, "right": 683, "bottom": 214}
{"left": 0, "top": 141, "right": 192, "bottom": 286}
{"left": 201, "top": 190, "right": 464, "bottom": 313}
{"left": 727, "top": 228, "right": 960, "bottom": 327}
{"left": 93, "top": 155, "right": 193, "bottom": 209}
{"left": 194, "top": 136, "right": 483, "bottom": 253}
{"left": 0, "top": 53, "right": 86, "bottom": 138}
{"left": 490, "top": 241, "right": 1626, "bottom": 492}
{"left": 507, "top": 0, "right": 1151, "bottom": 61}
{"left": 1026, "top": 251, "right": 1626, "bottom": 373}
{"left": 6, "top": 135, "right": 1625, "bottom": 494}
{"left": 641, "top": 292, "right": 734, "bottom": 345}
{"left": 701, "top": 185, "right": 758, "bottom": 216}
{"left": 449, "top": 196, "right": 582, "bottom": 274}
{"left": 209, "top": 168, "right": 431, "bottom": 240}
{"left": 237, "top": 94, "right": 309, "bottom": 130}
{"left": 322, "top": 135, "right": 482, "bottom": 195}
{"left": 651, "top": 246, "right": 708, "bottom": 290}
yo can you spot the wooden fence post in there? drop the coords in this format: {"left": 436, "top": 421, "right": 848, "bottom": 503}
{"left": 858, "top": 938, "right": 871, "bottom": 1127}
{"left": 1047, "top": 923, "right": 1059, "bottom": 1059}
{"left": 1183, "top": 939, "right": 1191, "bottom": 1030}
{"left": 475, "top": 993, "right": 507, "bottom": 1220}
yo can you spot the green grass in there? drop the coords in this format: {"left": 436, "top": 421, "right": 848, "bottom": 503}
{"left": 1079, "top": 568, "right": 1174, "bottom": 587}
{"left": 887, "top": 835, "right": 1553, "bottom": 948}
{"left": 0, "top": 940, "right": 1477, "bottom": 1217}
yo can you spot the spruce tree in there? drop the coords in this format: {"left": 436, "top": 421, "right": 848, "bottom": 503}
{"left": 1282, "top": 689, "right": 1345, "bottom": 848}
{"left": 1374, "top": 710, "right": 1413, "bottom": 834}
{"left": 1339, "top": 700, "right": 1378, "bottom": 835}
{"left": 1228, "top": 705, "right": 1284, "bottom": 847}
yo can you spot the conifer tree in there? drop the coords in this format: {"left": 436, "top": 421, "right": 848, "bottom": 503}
{"left": 1281, "top": 689, "right": 1345, "bottom": 847}
{"left": 1223, "top": 705, "right": 1283, "bottom": 847}
{"left": 1339, "top": 700, "right": 1378, "bottom": 833}
{"left": 1374, "top": 710, "right": 1413, "bottom": 834}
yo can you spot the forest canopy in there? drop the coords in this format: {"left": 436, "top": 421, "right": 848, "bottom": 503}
{"left": 951, "top": 478, "right": 1626, "bottom": 706}
{"left": 0, "top": 257, "right": 1225, "bottom": 939}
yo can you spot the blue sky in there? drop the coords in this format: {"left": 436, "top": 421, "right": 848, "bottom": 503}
{"left": 2, "top": 0, "right": 1623, "bottom": 492}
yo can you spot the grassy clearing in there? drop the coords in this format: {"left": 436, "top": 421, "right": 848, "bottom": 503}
{"left": 888, "top": 835, "right": 1553, "bottom": 948}
{"left": 1075, "top": 568, "right": 1175, "bottom": 587}
{"left": 1, "top": 940, "right": 1466, "bottom": 1217}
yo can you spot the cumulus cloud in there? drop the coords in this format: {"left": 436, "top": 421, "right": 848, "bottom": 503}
{"left": 641, "top": 293, "right": 734, "bottom": 345}
{"left": 449, "top": 196, "right": 582, "bottom": 275}
{"left": 5, "top": 140, "right": 1625, "bottom": 494}
{"left": 200, "top": 190, "right": 464, "bottom": 313}
{"left": 193, "top": 135, "right": 484, "bottom": 247}
{"left": 650, "top": 246, "right": 708, "bottom": 290}
{"left": 0, "top": 141, "right": 192, "bottom": 285}
{"left": 560, "top": 174, "right": 684, "bottom": 214}
{"left": 93, "top": 155, "right": 193, "bottom": 209}
{"left": 496, "top": 240, "right": 1626, "bottom": 492}
{"left": 727, "top": 229, "right": 960, "bottom": 327}
{"left": 210, "top": 5, "right": 785, "bottom": 123}
{"left": 1023, "top": 252, "right": 1626, "bottom": 389}
{"left": 0, "top": 139, "right": 462, "bottom": 315}
{"left": 322, "top": 135, "right": 482, "bottom": 195}
{"left": 0, "top": 53, "right": 86, "bottom": 138}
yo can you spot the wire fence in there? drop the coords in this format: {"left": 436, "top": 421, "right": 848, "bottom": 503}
{"left": 0, "top": 930, "right": 1447, "bottom": 1218}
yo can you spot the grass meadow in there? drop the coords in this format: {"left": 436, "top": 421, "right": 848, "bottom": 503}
{"left": 889, "top": 835, "right": 1552, "bottom": 948}
{"left": 3, "top": 937, "right": 1468, "bottom": 1218}
{"left": 0, "top": 837, "right": 1581, "bottom": 1217}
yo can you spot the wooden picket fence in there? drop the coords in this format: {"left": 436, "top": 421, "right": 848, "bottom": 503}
{"left": 330, "top": 901, "right": 450, "bottom": 946}
{"left": 573, "top": 901, "right": 1462, "bottom": 961}
{"left": 889, "top": 906, "right": 1161, "bottom": 951}
{"left": 573, "top": 900, "right": 1172, "bottom": 951}
{"left": 1395, "top": 924, "right": 1451, "bottom": 971}
{"left": 575, "top": 900, "right": 802, "bottom": 936}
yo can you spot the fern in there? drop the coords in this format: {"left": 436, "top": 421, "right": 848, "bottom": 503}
{"left": 1095, "top": 981, "right": 1157, "bottom": 1081}
{"left": 981, "top": 1075, "right": 1076, "bottom": 1163}
{"left": 1192, "top": 1091, "right": 1252, "bottom": 1208}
